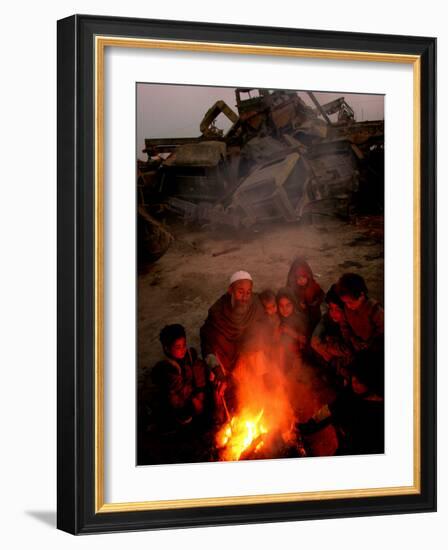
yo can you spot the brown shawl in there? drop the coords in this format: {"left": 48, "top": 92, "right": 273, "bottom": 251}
{"left": 200, "top": 293, "right": 266, "bottom": 371}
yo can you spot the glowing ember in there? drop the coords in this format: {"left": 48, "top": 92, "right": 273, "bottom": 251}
{"left": 216, "top": 409, "right": 268, "bottom": 461}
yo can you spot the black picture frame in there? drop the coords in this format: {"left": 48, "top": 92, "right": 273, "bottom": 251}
{"left": 57, "top": 14, "right": 436, "bottom": 534}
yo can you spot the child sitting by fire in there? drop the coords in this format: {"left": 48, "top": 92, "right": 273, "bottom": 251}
{"left": 310, "top": 284, "right": 354, "bottom": 387}
{"left": 148, "top": 324, "right": 212, "bottom": 430}
{"left": 259, "top": 289, "right": 281, "bottom": 346}
{"left": 298, "top": 354, "right": 384, "bottom": 456}
{"left": 286, "top": 256, "right": 325, "bottom": 333}
{"left": 335, "top": 273, "right": 384, "bottom": 358}
{"left": 276, "top": 287, "right": 309, "bottom": 373}
{"left": 138, "top": 323, "right": 216, "bottom": 464}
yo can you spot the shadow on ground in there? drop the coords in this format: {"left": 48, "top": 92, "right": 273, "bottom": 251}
{"left": 26, "top": 510, "right": 56, "bottom": 528}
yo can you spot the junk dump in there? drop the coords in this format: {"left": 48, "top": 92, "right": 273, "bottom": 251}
{"left": 137, "top": 89, "right": 384, "bottom": 262}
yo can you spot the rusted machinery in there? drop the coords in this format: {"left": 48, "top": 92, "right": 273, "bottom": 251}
{"left": 138, "top": 88, "right": 384, "bottom": 245}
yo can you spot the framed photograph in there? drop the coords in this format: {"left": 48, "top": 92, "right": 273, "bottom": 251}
{"left": 57, "top": 14, "right": 436, "bottom": 534}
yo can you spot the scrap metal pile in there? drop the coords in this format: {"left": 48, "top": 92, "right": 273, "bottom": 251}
{"left": 137, "top": 89, "right": 384, "bottom": 259}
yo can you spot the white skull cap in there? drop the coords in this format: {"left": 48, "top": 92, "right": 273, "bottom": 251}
{"left": 229, "top": 270, "right": 253, "bottom": 285}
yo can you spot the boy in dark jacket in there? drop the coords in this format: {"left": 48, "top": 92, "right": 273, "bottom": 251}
{"left": 311, "top": 284, "right": 354, "bottom": 386}
{"left": 138, "top": 324, "right": 212, "bottom": 464}
{"left": 335, "top": 273, "right": 384, "bottom": 353}
{"left": 335, "top": 273, "right": 384, "bottom": 394}
{"left": 150, "top": 324, "right": 208, "bottom": 432}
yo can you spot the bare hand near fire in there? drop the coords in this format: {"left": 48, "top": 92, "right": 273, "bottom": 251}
{"left": 206, "top": 353, "right": 227, "bottom": 382}
{"left": 205, "top": 353, "right": 220, "bottom": 370}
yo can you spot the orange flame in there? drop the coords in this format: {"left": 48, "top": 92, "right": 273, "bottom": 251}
{"left": 214, "top": 349, "right": 321, "bottom": 460}
{"left": 216, "top": 409, "right": 268, "bottom": 461}
{"left": 214, "top": 347, "right": 339, "bottom": 461}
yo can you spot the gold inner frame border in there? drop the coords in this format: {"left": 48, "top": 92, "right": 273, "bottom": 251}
{"left": 94, "top": 36, "right": 421, "bottom": 513}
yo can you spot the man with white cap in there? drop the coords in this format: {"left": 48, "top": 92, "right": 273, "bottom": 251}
{"left": 200, "top": 270, "right": 267, "bottom": 384}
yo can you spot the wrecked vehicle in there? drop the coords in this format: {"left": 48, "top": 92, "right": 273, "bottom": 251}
{"left": 138, "top": 88, "right": 384, "bottom": 244}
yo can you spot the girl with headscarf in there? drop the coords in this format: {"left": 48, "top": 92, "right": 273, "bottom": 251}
{"left": 286, "top": 257, "right": 324, "bottom": 332}
{"left": 276, "top": 287, "right": 309, "bottom": 373}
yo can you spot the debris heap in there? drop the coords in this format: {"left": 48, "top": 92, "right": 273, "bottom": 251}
{"left": 138, "top": 88, "right": 384, "bottom": 259}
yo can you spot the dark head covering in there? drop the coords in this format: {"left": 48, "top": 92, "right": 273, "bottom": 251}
{"left": 159, "top": 324, "right": 186, "bottom": 349}
{"left": 325, "top": 284, "right": 345, "bottom": 309}
{"left": 336, "top": 273, "right": 369, "bottom": 299}
{"left": 286, "top": 256, "right": 314, "bottom": 289}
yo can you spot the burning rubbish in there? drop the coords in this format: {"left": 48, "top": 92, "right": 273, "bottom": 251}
{"left": 137, "top": 87, "right": 384, "bottom": 262}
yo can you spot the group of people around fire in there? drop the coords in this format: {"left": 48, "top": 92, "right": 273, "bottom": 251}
{"left": 138, "top": 257, "right": 384, "bottom": 464}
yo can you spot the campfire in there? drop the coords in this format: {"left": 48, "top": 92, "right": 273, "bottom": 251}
{"left": 214, "top": 350, "right": 306, "bottom": 461}
{"left": 216, "top": 408, "right": 268, "bottom": 461}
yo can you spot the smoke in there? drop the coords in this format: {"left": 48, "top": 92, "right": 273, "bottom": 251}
{"left": 233, "top": 349, "right": 295, "bottom": 435}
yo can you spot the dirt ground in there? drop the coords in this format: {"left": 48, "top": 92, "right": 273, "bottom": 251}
{"left": 138, "top": 216, "right": 384, "bottom": 376}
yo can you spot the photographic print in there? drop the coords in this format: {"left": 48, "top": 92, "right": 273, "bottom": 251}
{"left": 136, "top": 84, "right": 385, "bottom": 466}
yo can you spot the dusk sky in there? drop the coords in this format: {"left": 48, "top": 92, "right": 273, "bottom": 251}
{"left": 136, "top": 83, "right": 384, "bottom": 160}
